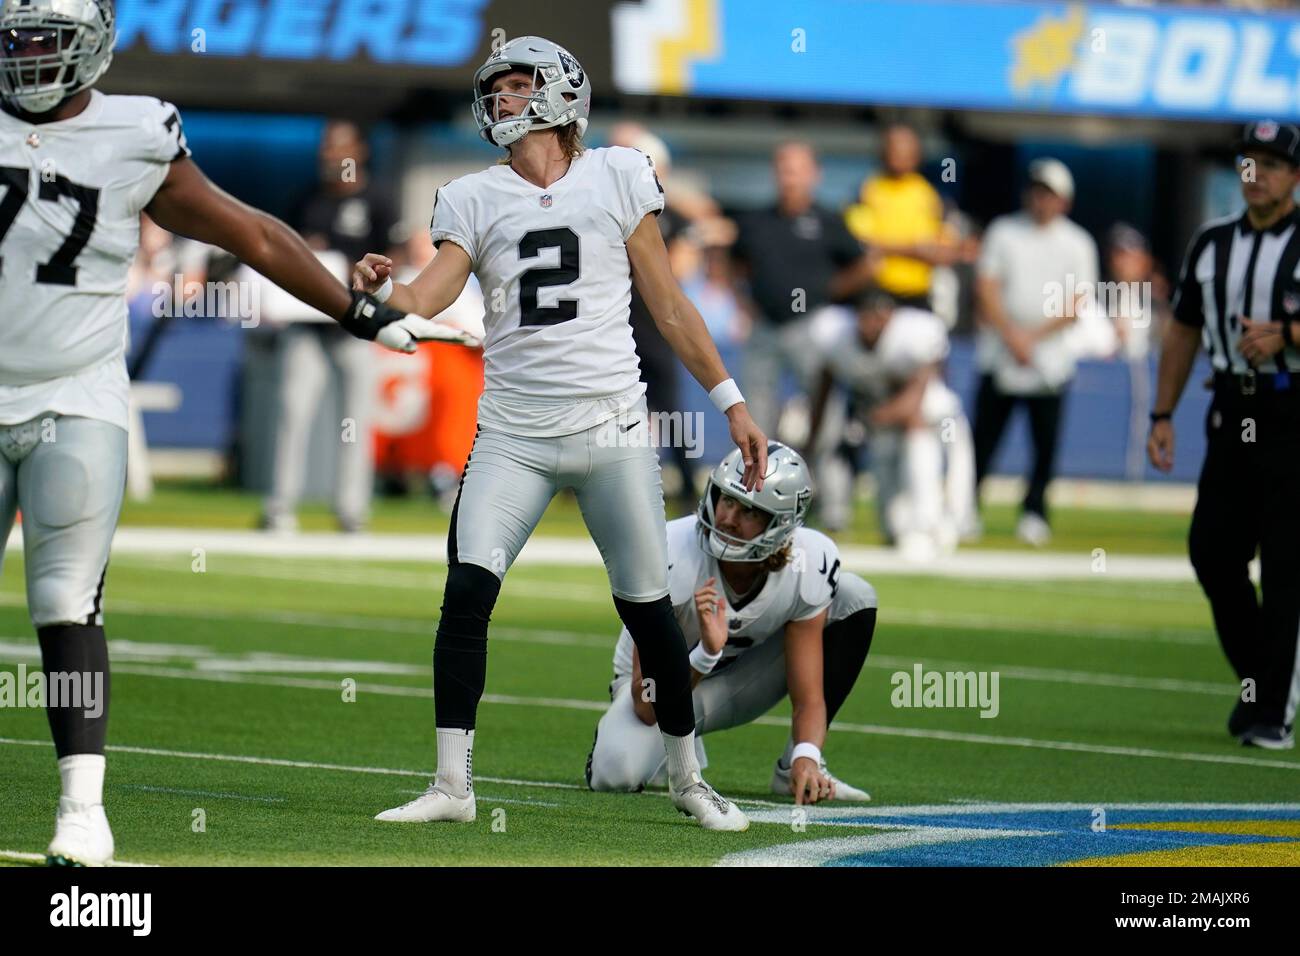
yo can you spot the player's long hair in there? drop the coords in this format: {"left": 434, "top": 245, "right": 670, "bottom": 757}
{"left": 760, "top": 542, "right": 793, "bottom": 574}
{"left": 498, "top": 122, "right": 585, "bottom": 164}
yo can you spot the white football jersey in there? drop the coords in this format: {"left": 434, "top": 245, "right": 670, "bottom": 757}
{"left": 827, "top": 306, "right": 949, "bottom": 405}
{"left": 612, "top": 516, "right": 854, "bottom": 678}
{"left": 429, "top": 146, "right": 664, "bottom": 436}
{"left": 0, "top": 91, "right": 189, "bottom": 428}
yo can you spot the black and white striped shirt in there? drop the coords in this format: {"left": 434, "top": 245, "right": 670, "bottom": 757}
{"left": 1172, "top": 208, "right": 1300, "bottom": 374}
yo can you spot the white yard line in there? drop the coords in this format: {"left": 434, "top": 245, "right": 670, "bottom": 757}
{"left": 3, "top": 680, "right": 1297, "bottom": 772}
{"left": 4, "top": 526, "right": 1203, "bottom": 581}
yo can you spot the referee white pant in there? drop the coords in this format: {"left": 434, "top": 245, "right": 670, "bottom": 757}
{"left": 450, "top": 396, "right": 669, "bottom": 601}
{"left": 0, "top": 415, "right": 126, "bottom": 626}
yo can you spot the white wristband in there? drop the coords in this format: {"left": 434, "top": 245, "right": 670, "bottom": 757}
{"left": 373, "top": 276, "right": 394, "bottom": 304}
{"left": 708, "top": 378, "right": 744, "bottom": 414}
{"left": 790, "top": 742, "right": 822, "bottom": 767}
{"left": 689, "top": 642, "right": 723, "bottom": 675}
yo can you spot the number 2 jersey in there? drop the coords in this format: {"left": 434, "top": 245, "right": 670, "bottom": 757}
{"left": 0, "top": 91, "right": 190, "bottom": 429}
{"left": 612, "top": 515, "right": 872, "bottom": 679}
{"left": 429, "top": 145, "right": 664, "bottom": 437}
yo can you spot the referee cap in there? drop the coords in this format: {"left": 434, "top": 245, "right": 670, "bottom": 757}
{"left": 1027, "top": 158, "right": 1075, "bottom": 201}
{"left": 1234, "top": 120, "right": 1300, "bottom": 165}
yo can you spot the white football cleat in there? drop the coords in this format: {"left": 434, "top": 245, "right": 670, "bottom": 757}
{"left": 671, "top": 774, "right": 749, "bottom": 831}
{"left": 46, "top": 798, "right": 114, "bottom": 867}
{"left": 377, "top": 315, "right": 482, "bottom": 353}
{"left": 374, "top": 784, "right": 476, "bottom": 823}
{"left": 771, "top": 758, "right": 872, "bottom": 803}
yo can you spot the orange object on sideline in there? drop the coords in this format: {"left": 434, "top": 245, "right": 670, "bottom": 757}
{"left": 372, "top": 341, "right": 483, "bottom": 477}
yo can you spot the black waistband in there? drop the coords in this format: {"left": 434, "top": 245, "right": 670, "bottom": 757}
{"left": 1214, "top": 369, "right": 1295, "bottom": 397}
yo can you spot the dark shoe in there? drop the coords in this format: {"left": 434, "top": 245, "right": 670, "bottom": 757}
{"left": 1227, "top": 699, "right": 1255, "bottom": 740}
{"left": 1241, "top": 724, "right": 1295, "bottom": 750}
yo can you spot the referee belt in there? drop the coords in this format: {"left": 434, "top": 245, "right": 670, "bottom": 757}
{"left": 1212, "top": 369, "right": 1294, "bottom": 396}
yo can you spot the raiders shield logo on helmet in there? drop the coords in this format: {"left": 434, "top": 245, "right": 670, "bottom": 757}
{"left": 557, "top": 49, "right": 584, "bottom": 88}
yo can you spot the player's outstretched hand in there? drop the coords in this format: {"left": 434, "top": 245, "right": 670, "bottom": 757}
{"left": 790, "top": 757, "right": 835, "bottom": 805}
{"left": 378, "top": 315, "right": 483, "bottom": 353}
{"left": 352, "top": 253, "right": 392, "bottom": 294}
{"left": 726, "top": 404, "right": 767, "bottom": 491}
{"left": 340, "top": 291, "right": 482, "bottom": 354}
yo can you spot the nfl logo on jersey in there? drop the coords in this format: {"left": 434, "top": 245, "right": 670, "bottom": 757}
{"left": 540, "top": 193, "right": 553, "bottom": 208}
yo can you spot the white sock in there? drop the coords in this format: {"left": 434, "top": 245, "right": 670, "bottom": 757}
{"left": 58, "top": 754, "right": 105, "bottom": 807}
{"left": 435, "top": 727, "right": 474, "bottom": 798}
{"left": 662, "top": 731, "right": 701, "bottom": 790}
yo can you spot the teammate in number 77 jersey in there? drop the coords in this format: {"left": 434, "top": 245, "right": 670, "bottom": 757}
{"left": 0, "top": 0, "right": 470, "bottom": 867}
{"left": 356, "top": 36, "right": 768, "bottom": 831}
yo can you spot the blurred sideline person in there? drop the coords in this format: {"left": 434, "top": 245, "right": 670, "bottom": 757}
{"left": 586, "top": 443, "right": 878, "bottom": 803}
{"left": 808, "top": 292, "right": 976, "bottom": 559}
{"left": 846, "top": 123, "right": 972, "bottom": 310}
{"left": 261, "top": 120, "right": 401, "bottom": 533}
{"left": 972, "top": 158, "right": 1098, "bottom": 546}
{"left": 1105, "top": 222, "right": 1171, "bottom": 481}
{"left": 354, "top": 37, "right": 768, "bottom": 830}
{"left": 732, "top": 141, "right": 877, "bottom": 436}
{"left": 607, "top": 123, "right": 700, "bottom": 513}
{"left": 0, "top": 0, "right": 454, "bottom": 866}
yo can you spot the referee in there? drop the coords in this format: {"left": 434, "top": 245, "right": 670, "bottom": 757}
{"left": 1149, "top": 120, "right": 1300, "bottom": 749}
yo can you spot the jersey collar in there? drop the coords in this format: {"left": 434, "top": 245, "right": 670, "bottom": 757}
{"left": 1237, "top": 205, "right": 1300, "bottom": 237}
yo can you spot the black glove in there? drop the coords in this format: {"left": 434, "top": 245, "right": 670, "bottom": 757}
{"left": 339, "top": 290, "right": 406, "bottom": 341}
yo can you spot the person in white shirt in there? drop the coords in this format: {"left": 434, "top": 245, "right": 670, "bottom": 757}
{"left": 354, "top": 36, "right": 767, "bottom": 831}
{"left": 586, "top": 443, "right": 877, "bottom": 803}
{"left": 972, "top": 158, "right": 1099, "bottom": 546}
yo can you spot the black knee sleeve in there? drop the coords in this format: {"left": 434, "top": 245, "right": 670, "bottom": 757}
{"left": 822, "top": 608, "right": 876, "bottom": 723}
{"left": 613, "top": 594, "right": 695, "bottom": 737}
{"left": 36, "top": 624, "right": 110, "bottom": 758}
{"left": 433, "top": 562, "right": 501, "bottom": 730}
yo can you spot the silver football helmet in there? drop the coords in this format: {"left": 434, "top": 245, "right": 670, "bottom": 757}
{"left": 471, "top": 35, "right": 591, "bottom": 148}
{"left": 697, "top": 442, "right": 813, "bottom": 563}
{"left": 0, "top": 0, "right": 115, "bottom": 115}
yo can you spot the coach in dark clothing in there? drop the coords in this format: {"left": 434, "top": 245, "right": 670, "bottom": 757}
{"left": 731, "top": 141, "right": 875, "bottom": 435}
{"left": 262, "top": 120, "right": 399, "bottom": 533}
{"left": 1150, "top": 120, "right": 1300, "bottom": 749}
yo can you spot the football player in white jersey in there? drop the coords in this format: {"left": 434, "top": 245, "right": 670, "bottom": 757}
{"left": 0, "top": 0, "right": 463, "bottom": 866}
{"left": 808, "top": 291, "right": 977, "bottom": 561}
{"left": 355, "top": 37, "right": 767, "bottom": 831}
{"left": 586, "top": 443, "right": 878, "bottom": 803}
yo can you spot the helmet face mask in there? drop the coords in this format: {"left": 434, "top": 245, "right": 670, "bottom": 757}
{"left": 696, "top": 442, "right": 813, "bottom": 563}
{"left": 0, "top": 0, "right": 115, "bottom": 115}
{"left": 471, "top": 36, "right": 590, "bottom": 148}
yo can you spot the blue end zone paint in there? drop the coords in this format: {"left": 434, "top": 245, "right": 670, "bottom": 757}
{"left": 822, "top": 808, "right": 1300, "bottom": 867}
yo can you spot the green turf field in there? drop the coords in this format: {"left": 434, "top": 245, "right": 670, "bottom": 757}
{"left": 3, "top": 515, "right": 1298, "bottom": 866}
{"left": 115, "top": 480, "right": 1193, "bottom": 555}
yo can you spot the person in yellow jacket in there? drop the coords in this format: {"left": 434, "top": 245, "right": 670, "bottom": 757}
{"left": 846, "top": 124, "right": 973, "bottom": 307}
